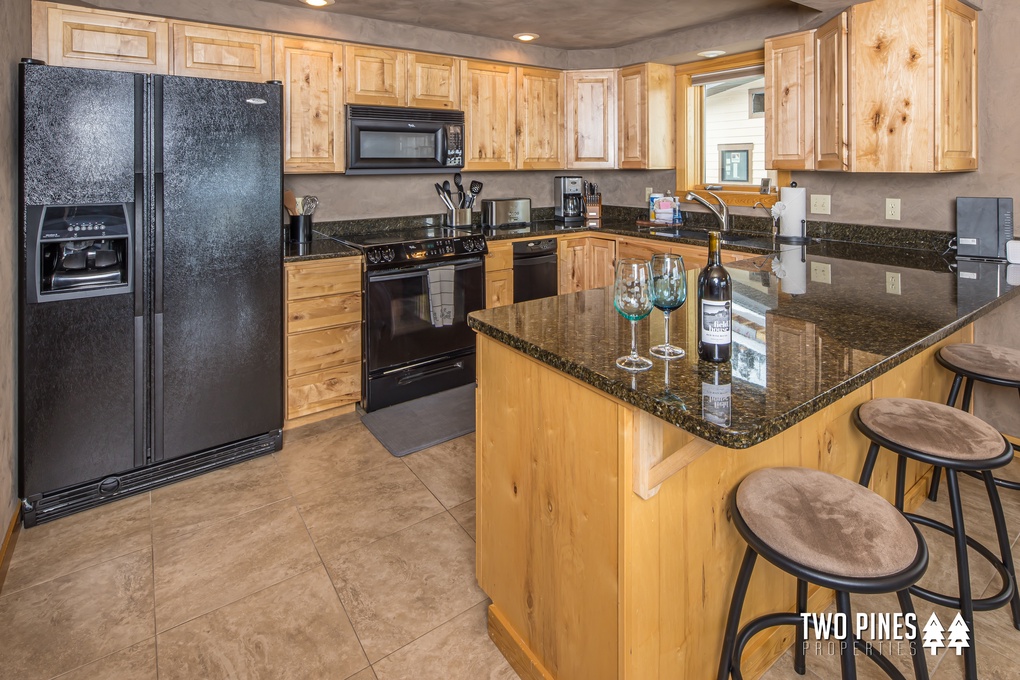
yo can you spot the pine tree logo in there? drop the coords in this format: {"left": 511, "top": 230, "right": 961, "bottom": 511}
{"left": 947, "top": 614, "right": 971, "bottom": 654}
{"left": 922, "top": 612, "right": 945, "bottom": 655}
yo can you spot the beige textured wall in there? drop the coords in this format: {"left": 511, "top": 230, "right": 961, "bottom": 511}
{"left": 790, "top": 2, "right": 1018, "bottom": 230}
{"left": 2, "top": 0, "right": 32, "bottom": 531}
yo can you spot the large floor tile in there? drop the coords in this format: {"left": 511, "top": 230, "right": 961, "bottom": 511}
{"left": 966, "top": 577, "right": 1020, "bottom": 665}
{"left": 297, "top": 459, "right": 444, "bottom": 559}
{"left": 450, "top": 500, "right": 476, "bottom": 541}
{"left": 285, "top": 411, "right": 362, "bottom": 444}
{"left": 276, "top": 421, "right": 393, "bottom": 495}
{"left": 759, "top": 650, "right": 825, "bottom": 680}
{"left": 933, "top": 644, "right": 1018, "bottom": 679}
{"left": 373, "top": 602, "right": 516, "bottom": 680}
{"left": 0, "top": 549, "right": 154, "bottom": 680}
{"left": 348, "top": 668, "right": 377, "bottom": 680}
{"left": 402, "top": 433, "right": 476, "bottom": 509}
{"left": 2, "top": 493, "right": 151, "bottom": 595}
{"left": 151, "top": 455, "right": 290, "bottom": 543}
{"left": 54, "top": 638, "right": 157, "bottom": 680}
{"left": 157, "top": 566, "right": 368, "bottom": 680}
{"left": 152, "top": 500, "right": 320, "bottom": 631}
{"left": 329, "top": 512, "right": 487, "bottom": 662}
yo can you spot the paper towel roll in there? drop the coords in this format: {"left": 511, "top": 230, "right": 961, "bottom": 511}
{"left": 778, "top": 245, "right": 807, "bottom": 295}
{"left": 780, "top": 187, "right": 807, "bottom": 239}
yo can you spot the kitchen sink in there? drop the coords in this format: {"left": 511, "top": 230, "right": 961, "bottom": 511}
{"left": 646, "top": 228, "right": 757, "bottom": 243}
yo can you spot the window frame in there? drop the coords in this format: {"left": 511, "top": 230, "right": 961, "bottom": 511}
{"left": 675, "top": 50, "right": 788, "bottom": 208}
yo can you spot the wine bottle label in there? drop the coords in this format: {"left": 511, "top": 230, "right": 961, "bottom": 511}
{"left": 702, "top": 381, "right": 732, "bottom": 427}
{"left": 700, "top": 300, "right": 731, "bottom": 344}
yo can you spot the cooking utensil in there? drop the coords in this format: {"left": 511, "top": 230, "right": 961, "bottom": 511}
{"left": 295, "top": 196, "right": 304, "bottom": 215}
{"left": 454, "top": 172, "right": 465, "bottom": 208}
{"left": 435, "top": 182, "right": 455, "bottom": 210}
{"left": 284, "top": 190, "right": 297, "bottom": 216}
{"left": 442, "top": 180, "right": 454, "bottom": 204}
{"left": 467, "top": 180, "right": 483, "bottom": 208}
{"left": 302, "top": 196, "right": 319, "bottom": 215}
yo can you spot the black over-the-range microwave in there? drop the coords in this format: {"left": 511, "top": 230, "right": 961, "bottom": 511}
{"left": 346, "top": 105, "right": 465, "bottom": 174}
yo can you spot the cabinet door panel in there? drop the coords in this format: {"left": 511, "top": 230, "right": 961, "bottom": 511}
{"left": 517, "top": 67, "right": 565, "bottom": 170}
{"left": 486, "top": 270, "right": 514, "bottom": 309}
{"left": 408, "top": 52, "right": 459, "bottom": 109}
{"left": 462, "top": 61, "right": 517, "bottom": 171}
{"left": 566, "top": 70, "right": 616, "bottom": 168}
{"left": 558, "top": 238, "right": 588, "bottom": 294}
{"left": 815, "top": 13, "right": 849, "bottom": 171}
{"left": 765, "top": 31, "right": 815, "bottom": 170}
{"left": 618, "top": 65, "right": 647, "bottom": 169}
{"left": 587, "top": 238, "right": 616, "bottom": 290}
{"left": 172, "top": 23, "right": 273, "bottom": 81}
{"left": 275, "top": 37, "right": 344, "bottom": 173}
{"left": 346, "top": 46, "right": 406, "bottom": 106}
{"left": 935, "top": 0, "right": 978, "bottom": 171}
{"left": 40, "top": 4, "right": 169, "bottom": 73}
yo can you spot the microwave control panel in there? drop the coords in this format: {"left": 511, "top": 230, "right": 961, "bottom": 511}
{"left": 445, "top": 124, "right": 464, "bottom": 167}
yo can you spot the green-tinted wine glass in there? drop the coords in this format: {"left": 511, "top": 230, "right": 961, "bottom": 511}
{"left": 649, "top": 253, "right": 687, "bottom": 360}
{"left": 614, "top": 258, "right": 654, "bottom": 372}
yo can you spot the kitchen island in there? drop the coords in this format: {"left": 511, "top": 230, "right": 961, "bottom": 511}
{"left": 467, "top": 245, "right": 1018, "bottom": 680}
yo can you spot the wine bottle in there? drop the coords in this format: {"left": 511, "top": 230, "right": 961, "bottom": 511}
{"left": 698, "top": 231, "right": 732, "bottom": 362}
{"left": 700, "top": 362, "right": 732, "bottom": 427}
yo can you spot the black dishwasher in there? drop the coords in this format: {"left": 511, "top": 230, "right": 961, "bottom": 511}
{"left": 513, "top": 238, "right": 558, "bottom": 302}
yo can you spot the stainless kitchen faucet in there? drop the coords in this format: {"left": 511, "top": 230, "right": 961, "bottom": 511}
{"left": 685, "top": 191, "right": 730, "bottom": 232}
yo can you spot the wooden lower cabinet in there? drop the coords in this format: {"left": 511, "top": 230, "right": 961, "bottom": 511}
{"left": 285, "top": 258, "right": 363, "bottom": 423}
{"left": 486, "top": 269, "right": 514, "bottom": 309}
{"left": 587, "top": 237, "right": 616, "bottom": 289}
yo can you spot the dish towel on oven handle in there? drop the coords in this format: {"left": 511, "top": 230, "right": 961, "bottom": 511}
{"left": 427, "top": 265, "right": 456, "bottom": 327}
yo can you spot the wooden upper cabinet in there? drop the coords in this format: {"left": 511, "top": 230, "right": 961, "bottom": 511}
{"left": 274, "top": 37, "right": 344, "bottom": 174}
{"left": 461, "top": 60, "right": 517, "bottom": 171}
{"left": 618, "top": 63, "right": 675, "bottom": 170}
{"left": 171, "top": 23, "right": 273, "bottom": 81}
{"left": 935, "top": 0, "right": 978, "bottom": 171}
{"left": 407, "top": 52, "right": 459, "bottom": 109}
{"left": 34, "top": 3, "right": 170, "bottom": 73}
{"left": 345, "top": 46, "right": 406, "bottom": 107}
{"left": 814, "top": 12, "right": 849, "bottom": 171}
{"left": 566, "top": 69, "right": 617, "bottom": 169}
{"left": 516, "top": 67, "right": 565, "bottom": 170}
{"left": 765, "top": 31, "right": 815, "bottom": 171}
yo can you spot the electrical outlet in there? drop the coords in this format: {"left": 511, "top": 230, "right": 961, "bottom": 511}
{"left": 810, "top": 262, "right": 831, "bottom": 284}
{"left": 645, "top": 187, "right": 653, "bottom": 202}
{"left": 424, "top": 216, "right": 434, "bottom": 225}
{"left": 810, "top": 194, "right": 831, "bottom": 215}
{"left": 886, "top": 272, "right": 902, "bottom": 295}
{"left": 886, "top": 198, "right": 901, "bottom": 221}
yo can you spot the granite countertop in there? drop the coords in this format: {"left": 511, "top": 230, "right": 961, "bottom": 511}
{"left": 468, "top": 246, "right": 1017, "bottom": 449}
{"left": 283, "top": 231, "right": 361, "bottom": 262}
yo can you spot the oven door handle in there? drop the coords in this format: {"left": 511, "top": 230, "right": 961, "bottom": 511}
{"left": 367, "top": 258, "right": 482, "bottom": 282}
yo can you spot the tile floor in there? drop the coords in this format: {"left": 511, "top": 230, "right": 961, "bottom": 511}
{"left": 0, "top": 411, "right": 515, "bottom": 680}
{"left": 2, "top": 412, "right": 1019, "bottom": 680}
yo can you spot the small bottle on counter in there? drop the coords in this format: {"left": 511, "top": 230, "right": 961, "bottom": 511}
{"left": 697, "top": 231, "right": 732, "bottom": 363}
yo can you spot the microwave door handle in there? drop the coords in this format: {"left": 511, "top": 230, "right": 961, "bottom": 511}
{"left": 437, "top": 125, "right": 447, "bottom": 165}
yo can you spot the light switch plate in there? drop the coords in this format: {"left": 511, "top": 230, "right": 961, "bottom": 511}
{"left": 886, "top": 198, "right": 901, "bottom": 221}
{"left": 810, "top": 262, "right": 831, "bottom": 284}
{"left": 886, "top": 272, "right": 902, "bottom": 295}
{"left": 810, "top": 194, "right": 831, "bottom": 215}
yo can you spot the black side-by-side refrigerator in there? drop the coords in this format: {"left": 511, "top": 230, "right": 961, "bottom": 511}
{"left": 19, "top": 61, "right": 284, "bottom": 526}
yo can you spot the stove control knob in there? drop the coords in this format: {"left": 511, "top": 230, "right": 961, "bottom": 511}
{"left": 367, "top": 249, "right": 381, "bottom": 264}
{"left": 382, "top": 247, "right": 396, "bottom": 262}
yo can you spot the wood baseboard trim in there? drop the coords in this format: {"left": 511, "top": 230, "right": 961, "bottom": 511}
{"left": 487, "top": 604, "right": 554, "bottom": 680}
{"left": 0, "top": 505, "right": 21, "bottom": 593}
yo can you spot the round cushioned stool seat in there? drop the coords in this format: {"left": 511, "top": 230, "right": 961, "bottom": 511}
{"left": 736, "top": 467, "right": 919, "bottom": 579}
{"left": 858, "top": 398, "right": 1006, "bottom": 462}
{"left": 940, "top": 344, "right": 1020, "bottom": 383}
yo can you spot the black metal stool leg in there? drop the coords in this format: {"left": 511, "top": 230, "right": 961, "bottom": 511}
{"left": 897, "top": 590, "right": 930, "bottom": 680}
{"left": 961, "top": 377, "right": 975, "bottom": 412}
{"left": 719, "top": 547, "right": 758, "bottom": 680}
{"left": 929, "top": 374, "right": 965, "bottom": 502}
{"left": 981, "top": 470, "right": 1020, "bottom": 629}
{"left": 895, "top": 455, "right": 907, "bottom": 511}
{"left": 835, "top": 591, "right": 858, "bottom": 680}
{"left": 946, "top": 470, "right": 979, "bottom": 680}
{"left": 859, "top": 442, "right": 881, "bottom": 488}
{"left": 795, "top": 579, "right": 807, "bottom": 675}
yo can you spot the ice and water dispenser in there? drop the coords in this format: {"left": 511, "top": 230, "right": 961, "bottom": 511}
{"left": 26, "top": 203, "right": 132, "bottom": 303}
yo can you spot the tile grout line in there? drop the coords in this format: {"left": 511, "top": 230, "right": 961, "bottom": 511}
{"left": 368, "top": 595, "right": 492, "bottom": 672}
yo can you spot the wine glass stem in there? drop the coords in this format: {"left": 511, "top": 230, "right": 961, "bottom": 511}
{"left": 663, "top": 310, "right": 671, "bottom": 347}
{"left": 630, "top": 320, "right": 639, "bottom": 360}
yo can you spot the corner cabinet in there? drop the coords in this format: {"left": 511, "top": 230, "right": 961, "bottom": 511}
{"left": 764, "top": 31, "right": 815, "bottom": 171}
{"left": 516, "top": 67, "right": 565, "bottom": 170}
{"left": 274, "top": 37, "right": 345, "bottom": 174}
{"left": 618, "top": 63, "right": 675, "bottom": 170}
{"left": 284, "top": 258, "right": 363, "bottom": 423}
{"left": 171, "top": 22, "right": 274, "bottom": 82}
{"left": 461, "top": 60, "right": 518, "bottom": 171}
{"left": 566, "top": 69, "right": 617, "bottom": 169}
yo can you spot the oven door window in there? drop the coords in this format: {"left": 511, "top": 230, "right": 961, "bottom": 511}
{"left": 366, "top": 260, "right": 484, "bottom": 373}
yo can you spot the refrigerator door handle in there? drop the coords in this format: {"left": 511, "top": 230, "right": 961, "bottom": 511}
{"left": 153, "top": 312, "right": 164, "bottom": 462}
{"left": 153, "top": 76, "right": 164, "bottom": 315}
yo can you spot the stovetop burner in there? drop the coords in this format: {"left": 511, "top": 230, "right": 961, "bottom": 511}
{"left": 339, "top": 226, "right": 487, "bottom": 269}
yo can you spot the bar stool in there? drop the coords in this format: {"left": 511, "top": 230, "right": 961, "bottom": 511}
{"left": 719, "top": 467, "right": 930, "bottom": 680}
{"left": 853, "top": 397, "right": 1020, "bottom": 680}
{"left": 929, "top": 343, "right": 1020, "bottom": 501}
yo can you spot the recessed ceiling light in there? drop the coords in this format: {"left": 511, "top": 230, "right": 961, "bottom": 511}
{"left": 302, "top": 0, "right": 335, "bottom": 6}
{"left": 513, "top": 33, "right": 539, "bottom": 42}
{"left": 697, "top": 50, "right": 727, "bottom": 59}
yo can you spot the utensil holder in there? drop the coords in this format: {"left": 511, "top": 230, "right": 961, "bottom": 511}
{"left": 289, "top": 214, "right": 312, "bottom": 243}
{"left": 444, "top": 208, "right": 473, "bottom": 227}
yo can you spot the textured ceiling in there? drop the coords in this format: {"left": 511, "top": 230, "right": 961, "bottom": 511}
{"left": 266, "top": 0, "right": 799, "bottom": 49}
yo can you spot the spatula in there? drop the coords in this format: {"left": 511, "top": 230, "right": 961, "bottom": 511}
{"left": 467, "top": 180, "right": 483, "bottom": 208}
{"left": 284, "top": 190, "right": 297, "bottom": 216}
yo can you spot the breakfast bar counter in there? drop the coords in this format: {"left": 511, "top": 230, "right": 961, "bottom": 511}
{"left": 467, "top": 246, "right": 1019, "bottom": 680}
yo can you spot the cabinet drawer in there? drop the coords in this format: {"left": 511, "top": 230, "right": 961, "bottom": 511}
{"left": 486, "top": 245, "right": 513, "bottom": 271}
{"left": 287, "top": 323, "right": 361, "bottom": 376}
{"left": 617, "top": 238, "right": 671, "bottom": 262}
{"left": 287, "top": 364, "right": 360, "bottom": 419}
{"left": 286, "top": 258, "right": 362, "bottom": 300}
{"left": 287, "top": 292, "right": 361, "bottom": 334}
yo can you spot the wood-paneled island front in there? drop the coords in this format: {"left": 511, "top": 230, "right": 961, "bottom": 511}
{"left": 467, "top": 244, "right": 1020, "bottom": 680}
